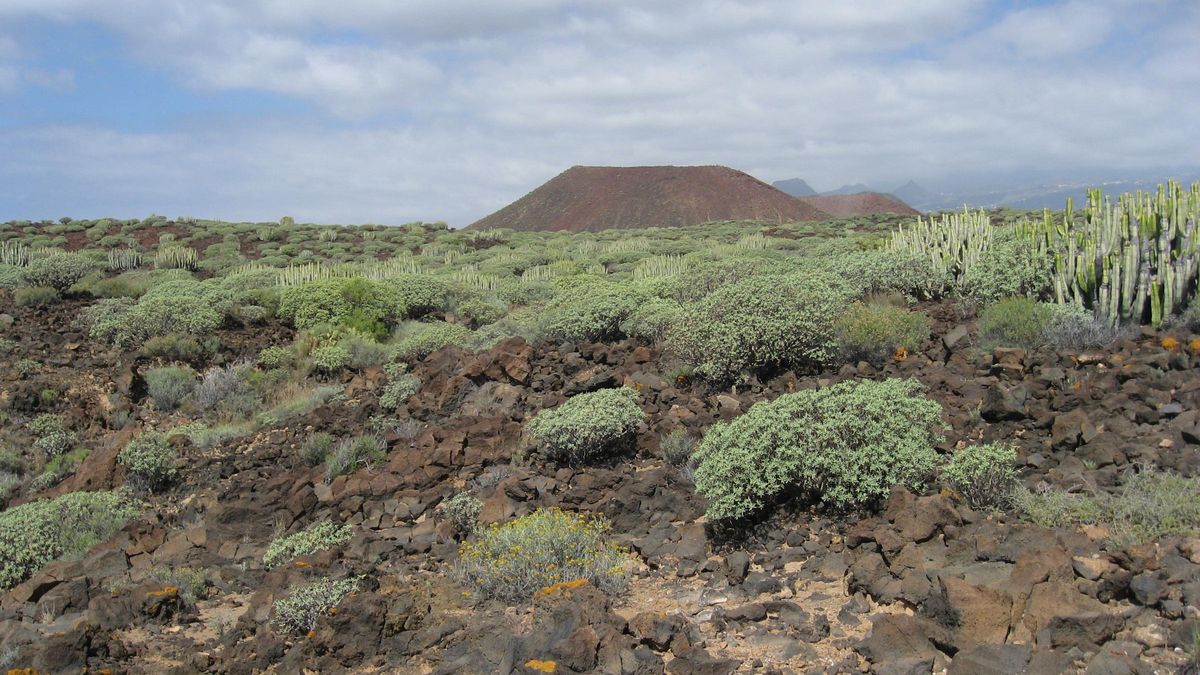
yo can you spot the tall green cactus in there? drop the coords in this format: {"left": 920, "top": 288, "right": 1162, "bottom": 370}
{"left": 889, "top": 206, "right": 992, "bottom": 294}
{"left": 1025, "top": 180, "right": 1200, "bottom": 326}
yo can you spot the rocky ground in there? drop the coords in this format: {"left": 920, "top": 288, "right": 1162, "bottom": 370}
{"left": 1, "top": 296, "right": 1199, "bottom": 674}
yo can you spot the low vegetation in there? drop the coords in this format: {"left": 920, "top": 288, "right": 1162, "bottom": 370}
{"left": 0, "top": 490, "right": 139, "bottom": 589}
{"left": 1014, "top": 467, "right": 1200, "bottom": 545}
{"left": 457, "top": 508, "right": 629, "bottom": 603}
{"left": 263, "top": 521, "right": 353, "bottom": 569}
{"left": 692, "top": 378, "right": 943, "bottom": 519}
{"left": 525, "top": 387, "right": 644, "bottom": 463}
{"left": 271, "top": 576, "right": 362, "bottom": 635}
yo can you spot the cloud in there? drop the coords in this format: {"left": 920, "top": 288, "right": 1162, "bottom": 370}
{"left": 0, "top": 1, "right": 1197, "bottom": 222}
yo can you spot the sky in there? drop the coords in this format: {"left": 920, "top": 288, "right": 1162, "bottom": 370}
{"left": 0, "top": 0, "right": 1197, "bottom": 226}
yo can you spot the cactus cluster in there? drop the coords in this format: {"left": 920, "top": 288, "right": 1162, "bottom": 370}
{"left": 633, "top": 254, "right": 689, "bottom": 280}
{"left": 275, "top": 256, "right": 421, "bottom": 287}
{"left": 0, "top": 240, "right": 30, "bottom": 266}
{"left": 107, "top": 248, "right": 142, "bottom": 272}
{"left": 154, "top": 245, "right": 198, "bottom": 270}
{"left": 1024, "top": 181, "right": 1200, "bottom": 326}
{"left": 888, "top": 207, "right": 992, "bottom": 294}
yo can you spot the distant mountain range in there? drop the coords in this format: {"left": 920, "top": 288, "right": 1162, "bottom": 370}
{"left": 771, "top": 172, "right": 1200, "bottom": 213}
{"left": 771, "top": 178, "right": 817, "bottom": 197}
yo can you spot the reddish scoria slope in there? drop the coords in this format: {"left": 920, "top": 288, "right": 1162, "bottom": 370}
{"left": 467, "top": 165, "right": 831, "bottom": 232}
{"left": 798, "top": 192, "right": 921, "bottom": 217}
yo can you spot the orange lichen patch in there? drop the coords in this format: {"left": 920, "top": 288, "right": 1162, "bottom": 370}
{"left": 328, "top": 607, "right": 338, "bottom": 615}
{"left": 1190, "top": 337, "right": 1200, "bottom": 353}
{"left": 535, "top": 579, "right": 589, "bottom": 598}
{"left": 1161, "top": 337, "right": 1180, "bottom": 350}
{"left": 147, "top": 586, "right": 179, "bottom": 598}
{"left": 1073, "top": 382, "right": 1082, "bottom": 390}
{"left": 525, "top": 660, "right": 558, "bottom": 673}
{"left": 293, "top": 560, "right": 311, "bottom": 568}
{"left": 893, "top": 346, "right": 907, "bottom": 362}
{"left": 8, "top": 669, "right": 43, "bottom": 675}
{"left": 306, "top": 629, "right": 316, "bottom": 640}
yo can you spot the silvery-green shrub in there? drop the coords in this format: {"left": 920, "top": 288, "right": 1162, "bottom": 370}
{"left": 525, "top": 387, "right": 644, "bottom": 463}
{"left": 666, "top": 271, "right": 848, "bottom": 383}
{"left": 692, "top": 378, "right": 942, "bottom": 519}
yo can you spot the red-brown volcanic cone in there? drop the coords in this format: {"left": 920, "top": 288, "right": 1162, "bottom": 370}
{"left": 467, "top": 165, "right": 832, "bottom": 232}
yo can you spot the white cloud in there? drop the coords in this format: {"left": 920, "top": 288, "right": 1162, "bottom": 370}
{"left": 0, "top": 1, "right": 1197, "bottom": 222}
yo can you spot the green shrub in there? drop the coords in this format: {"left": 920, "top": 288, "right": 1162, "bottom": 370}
{"left": 666, "top": 272, "right": 847, "bottom": 383}
{"left": 117, "top": 433, "right": 177, "bottom": 492}
{"left": 258, "top": 345, "right": 297, "bottom": 370}
{"left": 27, "top": 413, "right": 74, "bottom": 457}
{"left": 278, "top": 277, "right": 400, "bottom": 338}
{"left": 0, "top": 448, "right": 24, "bottom": 475}
{"left": 457, "top": 508, "right": 629, "bottom": 603}
{"left": 537, "top": 281, "right": 642, "bottom": 343}
{"left": 301, "top": 432, "right": 335, "bottom": 467}
{"left": 836, "top": 300, "right": 931, "bottom": 365}
{"left": 14, "top": 286, "right": 60, "bottom": 306}
{"left": 440, "top": 492, "right": 483, "bottom": 534}
{"left": 387, "top": 274, "right": 449, "bottom": 318}
{"left": 271, "top": 576, "right": 362, "bottom": 635}
{"left": 0, "top": 264, "right": 26, "bottom": 289}
{"left": 140, "top": 335, "right": 214, "bottom": 362}
{"left": 619, "top": 297, "right": 682, "bottom": 342}
{"left": 390, "top": 321, "right": 472, "bottom": 363}
{"left": 837, "top": 250, "right": 951, "bottom": 301}
{"left": 325, "top": 435, "right": 387, "bottom": 482}
{"left": 944, "top": 443, "right": 1017, "bottom": 510}
{"left": 1044, "top": 303, "right": 1131, "bottom": 349}
{"left": 379, "top": 374, "right": 420, "bottom": 408}
{"left": 692, "top": 378, "right": 943, "bottom": 519}
{"left": 659, "top": 428, "right": 696, "bottom": 467}
{"left": 263, "top": 520, "right": 353, "bottom": 569}
{"left": 22, "top": 252, "right": 100, "bottom": 291}
{"left": 340, "top": 333, "right": 390, "bottom": 369}
{"left": 525, "top": 388, "right": 643, "bottom": 463}
{"left": 961, "top": 231, "right": 1052, "bottom": 305}
{"left": 1014, "top": 467, "right": 1200, "bottom": 545}
{"left": 85, "top": 280, "right": 231, "bottom": 349}
{"left": 310, "top": 343, "right": 350, "bottom": 372}
{"left": 0, "top": 489, "right": 139, "bottom": 589}
{"left": 456, "top": 298, "right": 506, "bottom": 327}
{"left": 30, "top": 447, "right": 88, "bottom": 491}
{"left": 149, "top": 565, "right": 207, "bottom": 607}
{"left": 90, "top": 276, "right": 146, "bottom": 298}
{"left": 188, "top": 361, "right": 262, "bottom": 419}
{"left": 144, "top": 365, "right": 196, "bottom": 409}
{"left": 979, "top": 298, "right": 1054, "bottom": 349}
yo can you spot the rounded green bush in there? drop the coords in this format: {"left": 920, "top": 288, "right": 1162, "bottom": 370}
{"left": 979, "top": 297, "right": 1054, "bottom": 349}
{"left": 118, "top": 432, "right": 177, "bottom": 492}
{"left": 666, "top": 271, "right": 848, "bottom": 383}
{"left": 271, "top": 576, "right": 362, "bottom": 635}
{"left": 692, "top": 378, "right": 943, "bottom": 519}
{"left": 14, "top": 286, "right": 61, "bottom": 306}
{"left": 22, "top": 252, "right": 100, "bottom": 291}
{"left": 310, "top": 343, "right": 350, "bottom": 372}
{"left": 619, "top": 297, "right": 682, "bottom": 342}
{"left": 836, "top": 301, "right": 931, "bottom": 365}
{"left": 944, "top": 443, "right": 1017, "bottom": 510}
{"left": 457, "top": 507, "right": 629, "bottom": 603}
{"left": 263, "top": 520, "right": 352, "bottom": 569}
{"left": 144, "top": 365, "right": 196, "bottom": 409}
{"left": 278, "top": 277, "right": 401, "bottom": 339}
{"left": 0, "top": 489, "right": 139, "bottom": 589}
{"left": 390, "top": 320, "right": 472, "bottom": 363}
{"left": 961, "top": 231, "right": 1052, "bottom": 305}
{"left": 525, "top": 387, "right": 644, "bottom": 463}
{"left": 537, "top": 280, "right": 644, "bottom": 343}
